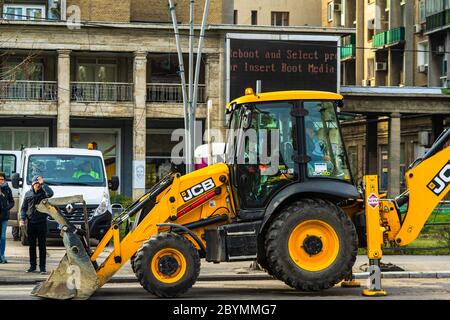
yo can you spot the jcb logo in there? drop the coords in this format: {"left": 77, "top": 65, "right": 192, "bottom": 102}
{"left": 427, "top": 161, "right": 450, "bottom": 196}
{"left": 180, "top": 178, "right": 216, "bottom": 202}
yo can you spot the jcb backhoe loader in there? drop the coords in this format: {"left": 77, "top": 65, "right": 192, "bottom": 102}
{"left": 32, "top": 90, "right": 450, "bottom": 299}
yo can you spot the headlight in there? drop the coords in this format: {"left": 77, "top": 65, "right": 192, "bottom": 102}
{"left": 94, "top": 192, "right": 110, "bottom": 216}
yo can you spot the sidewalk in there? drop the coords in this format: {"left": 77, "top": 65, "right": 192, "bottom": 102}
{"left": 1, "top": 227, "right": 449, "bottom": 285}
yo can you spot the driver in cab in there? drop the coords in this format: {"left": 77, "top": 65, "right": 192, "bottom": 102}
{"left": 72, "top": 161, "right": 100, "bottom": 180}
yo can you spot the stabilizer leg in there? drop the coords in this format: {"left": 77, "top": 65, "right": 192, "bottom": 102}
{"left": 362, "top": 259, "right": 387, "bottom": 296}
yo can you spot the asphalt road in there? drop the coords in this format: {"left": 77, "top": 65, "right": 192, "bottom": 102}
{"left": 1, "top": 278, "right": 450, "bottom": 300}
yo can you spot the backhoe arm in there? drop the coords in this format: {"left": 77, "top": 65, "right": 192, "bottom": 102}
{"left": 395, "top": 145, "right": 450, "bottom": 245}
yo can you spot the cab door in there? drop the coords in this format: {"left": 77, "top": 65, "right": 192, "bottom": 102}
{"left": 234, "top": 101, "right": 299, "bottom": 210}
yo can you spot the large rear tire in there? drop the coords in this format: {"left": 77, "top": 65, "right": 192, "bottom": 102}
{"left": 134, "top": 233, "right": 200, "bottom": 298}
{"left": 265, "top": 198, "right": 357, "bottom": 291}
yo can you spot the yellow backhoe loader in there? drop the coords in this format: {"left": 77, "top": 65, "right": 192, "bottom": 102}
{"left": 32, "top": 90, "right": 450, "bottom": 299}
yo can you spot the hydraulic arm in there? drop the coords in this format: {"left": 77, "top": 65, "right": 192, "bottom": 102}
{"left": 363, "top": 129, "right": 450, "bottom": 296}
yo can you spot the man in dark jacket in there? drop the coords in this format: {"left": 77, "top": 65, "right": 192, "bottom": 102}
{"left": 20, "top": 175, "right": 54, "bottom": 274}
{"left": 0, "top": 172, "right": 14, "bottom": 264}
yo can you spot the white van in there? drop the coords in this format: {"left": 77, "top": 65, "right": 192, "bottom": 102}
{"left": 0, "top": 151, "right": 22, "bottom": 239}
{"left": 6, "top": 148, "right": 119, "bottom": 244}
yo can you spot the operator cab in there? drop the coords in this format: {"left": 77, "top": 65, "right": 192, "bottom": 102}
{"left": 225, "top": 90, "right": 356, "bottom": 215}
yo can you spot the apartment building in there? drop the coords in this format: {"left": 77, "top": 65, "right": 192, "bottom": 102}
{"left": 0, "top": 0, "right": 233, "bottom": 199}
{"left": 233, "top": 0, "right": 321, "bottom": 26}
{"left": 0, "top": 0, "right": 352, "bottom": 199}
{"left": 323, "top": 0, "right": 450, "bottom": 197}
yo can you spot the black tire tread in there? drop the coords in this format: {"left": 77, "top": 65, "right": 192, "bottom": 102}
{"left": 265, "top": 198, "right": 357, "bottom": 292}
{"left": 134, "top": 232, "right": 200, "bottom": 298}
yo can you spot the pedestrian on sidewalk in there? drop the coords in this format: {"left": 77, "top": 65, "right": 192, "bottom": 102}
{"left": 0, "top": 172, "right": 14, "bottom": 264}
{"left": 20, "top": 175, "right": 53, "bottom": 274}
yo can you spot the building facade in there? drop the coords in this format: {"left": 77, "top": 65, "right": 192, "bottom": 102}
{"left": 0, "top": 0, "right": 351, "bottom": 199}
{"left": 233, "top": 0, "right": 322, "bottom": 26}
{"left": 323, "top": 0, "right": 450, "bottom": 196}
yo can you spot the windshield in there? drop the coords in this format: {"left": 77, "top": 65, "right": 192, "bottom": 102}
{"left": 26, "top": 155, "right": 106, "bottom": 187}
{"left": 225, "top": 106, "right": 242, "bottom": 163}
{"left": 304, "top": 101, "right": 351, "bottom": 182}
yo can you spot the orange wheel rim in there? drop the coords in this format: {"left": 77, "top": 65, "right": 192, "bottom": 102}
{"left": 151, "top": 248, "right": 187, "bottom": 284}
{"left": 288, "top": 220, "right": 340, "bottom": 272}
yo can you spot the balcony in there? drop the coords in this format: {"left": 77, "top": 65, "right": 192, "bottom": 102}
{"left": 146, "top": 83, "right": 206, "bottom": 103}
{"left": 372, "top": 32, "right": 387, "bottom": 49}
{"left": 372, "top": 27, "right": 405, "bottom": 49}
{"left": 0, "top": 80, "right": 57, "bottom": 100}
{"left": 425, "top": 10, "right": 450, "bottom": 32}
{"left": 70, "top": 82, "right": 133, "bottom": 102}
{"left": 341, "top": 35, "right": 356, "bottom": 61}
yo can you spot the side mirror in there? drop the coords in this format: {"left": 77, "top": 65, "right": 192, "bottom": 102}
{"left": 11, "top": 173, "right": 22, "bottom": 189}
{"left": 108, "top": 176, "right": 120, "bottom": 191}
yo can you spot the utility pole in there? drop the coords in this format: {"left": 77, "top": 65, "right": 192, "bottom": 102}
{"left": 168, "top": 0, "right": 190, "bottom": 171}
{"left": 169, "top": 0, "right": 211, "bottom": 174}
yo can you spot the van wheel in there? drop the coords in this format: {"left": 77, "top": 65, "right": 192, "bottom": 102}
{"left": 12, "top": 227, "right": 20, "bottom": 241}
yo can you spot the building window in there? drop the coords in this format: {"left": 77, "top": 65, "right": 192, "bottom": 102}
{"left": 2, "top": 59, "right": 44, "bottom": 81}
{"left": 251, "top": 10, "right": 257, "bottom": 25}
{"left": 425, "top": 0, "right": 444, "bottom": 15}
{"left": 417, "top": 41, "right": 429, "bottom": 67}
{"left": 0, "top": 128, "right": 48, "bottom": 151}
{"left": 327, "top": 1, "right": 334, "bottom": 22}
{"left": 233, "top": 10, "right": 238, "bottom": 24}
{"left": 368, "top": 19, "right": 375, "bottom": 40}
{"left": 367, "top": 58, "right": 375, "bottom": 79}
{"left": 146, "top": 129, "right": 185, "bottom": 189}
{"left": 271, "top": 11, "right": 289, "bottom": 26}
{"left": 3, "top": 4, "right": 46, "bottom": 21}
{"left": 419, "top": 0, "right": 426, "bottom": 22}
{"left": 71, "top": 129, "right": 121, "bottom": 181}
{"left": 76, "top": 58, "right": 118, "bottom": 82}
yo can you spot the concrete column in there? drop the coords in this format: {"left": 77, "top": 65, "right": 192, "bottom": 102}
{"left": 132, "top": 51, "right": 147, "bottom": 199}
{"left": 365, "top": 115, "right": 378, "bottom": 175}
{"left": 403, "top": 0, "right": 414, "bottom": 86}
{"left": 389, "top": 0, "right": 401, "bottom": 29}
{"left": 57, "top": 50, "right": 71, "bottom": 148}
{"left": 388, "top": 49, "right": 402, "bottom": 86}
{"left": 388, "top": 113, "right": 401, "bottom": 198}
{"left": 355, "top": 0, "right": 364, "bottom": 84}
{"left": 205, "top": 53, "right": 223, "bottom": 139}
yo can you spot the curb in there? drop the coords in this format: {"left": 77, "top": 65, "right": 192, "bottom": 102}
{"left": 1, "top": 271, "right": 450, "bottom": 286}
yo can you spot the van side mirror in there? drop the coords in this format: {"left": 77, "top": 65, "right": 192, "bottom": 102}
{"left": 11, "top": 173, "right": 22, "bottom": 189}
{"left": 108, "top": 176, "right": 120, "bottom": 191}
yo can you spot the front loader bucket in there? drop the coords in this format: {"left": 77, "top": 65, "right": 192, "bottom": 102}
{"left": 31, "top": 197, "right": 99, "bottom": 300}
{"left": 32, "top": 231, "right": 99, "bottom": 300}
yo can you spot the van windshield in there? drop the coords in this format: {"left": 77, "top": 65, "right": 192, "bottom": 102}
{"left": 26, "top": 155, "right": 106, "bottom": 187}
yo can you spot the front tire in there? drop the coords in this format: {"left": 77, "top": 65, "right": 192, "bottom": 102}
{"left": 134, "top": 233, "right": 200, "bottom": 298}
{"left": 265, "top": 198, "right": 357, "bottom": 291}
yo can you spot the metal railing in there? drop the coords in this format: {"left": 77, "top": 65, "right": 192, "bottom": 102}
{"left": 71, "top": 82, "right": 133, "bottom": 102}
{"left": 147, "top": 83, "right": 206, "bottom": 103}
{"left": 0, "top": 80, "right": 57, "bottom": 101}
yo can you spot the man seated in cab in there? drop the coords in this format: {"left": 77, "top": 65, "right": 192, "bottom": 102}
{"left": 72, "top": 161, "right": 100, "bottom": 180}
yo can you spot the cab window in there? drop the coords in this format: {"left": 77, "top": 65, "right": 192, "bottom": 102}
{"left": 304, "top": 101, "right": 351, "bottom": 181}
{"left": 236, "top": 102, "right": 298, "bottom": 208}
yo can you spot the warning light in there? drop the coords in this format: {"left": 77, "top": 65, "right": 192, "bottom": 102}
{"left": 87, "top": 143, "right": 94, "bottom": 150}
{"left": 245, "top": 88, "right": 254, "bottom": 96}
